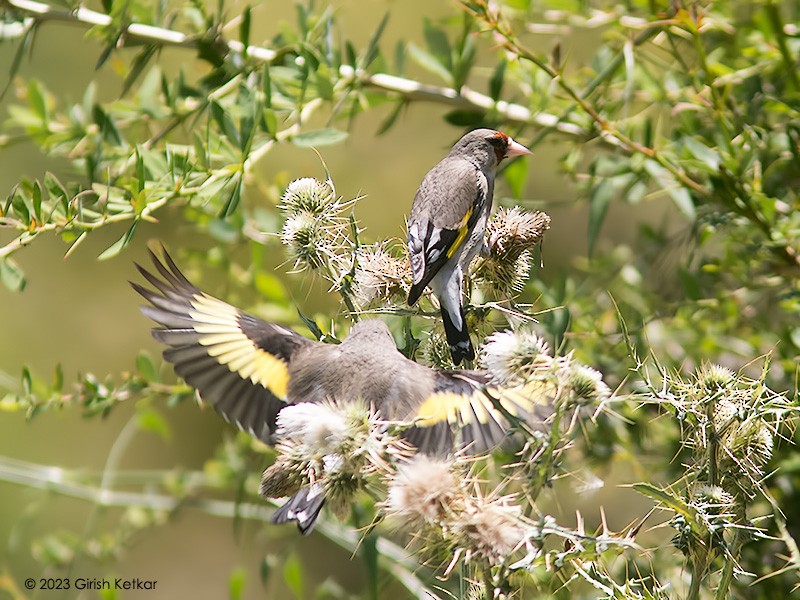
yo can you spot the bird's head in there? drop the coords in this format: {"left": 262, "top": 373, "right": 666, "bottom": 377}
{"left": 450, "top": 129, "right": 531, "bottom": 168}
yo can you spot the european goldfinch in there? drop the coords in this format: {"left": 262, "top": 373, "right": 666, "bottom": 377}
{"left": 407, "top": 129, "right": 531, "bottom": 365}
{"left": 133, "top": 250, "right": 550, "bottom": 534}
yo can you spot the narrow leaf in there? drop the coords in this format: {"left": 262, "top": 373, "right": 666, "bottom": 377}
{"left": 588, "top": 179, "right": 613, "bottom": 258}
{"left": 423, "top": 19, "right": 452, "bottom": 70}
{"left": 643, "top": 160, "right": 696, "bottom": 220}
{"left": 239, "top": 6, "right": 252, "bottom": 50}
{"left": 0, "top": 258, "right": 26, "bottom": 292}
{"left": 211, "top": 101, "right": 241, "bottom": 148}
{"left": 292, "top": 128, "right": 348, "bottom": 147}
{"left": 489, "top": 58, "right": 507, "bottom": 101}
{"left": 362, "top": 12, "right": 389, "bottom": 69}
{"left": 98, "top": 221, "right": 138, "bottom": 260}
{"left": 407, "top": 43, "right": 452, "bottom": 84}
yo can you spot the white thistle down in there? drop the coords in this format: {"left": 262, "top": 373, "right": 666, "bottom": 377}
{"left": 262, "top": 401, "right": 411, "bottom": 520}
{"left": 279, "top": 177, "right": 336, "bottom": 215}
{"left": 479, "top": 328, "right": 552, "bottom": 386}
{"left": 275, "top": 402, "right": 349, "bottom": 454}
{"left": 564, "top": 363, "right": 612, "bottom": 405}
{"left": 352, "top": 243, "right": 411, "bottom": 308}
{"left": 384, "top": 455, "right": 463, "bottom": 526}
{"left": 278, "top": 177, "right": 352, "bottom": 275}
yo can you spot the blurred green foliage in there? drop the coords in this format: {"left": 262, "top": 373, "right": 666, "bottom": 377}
{"left": 1, "top": 0, "right": 799, "bottom": 598}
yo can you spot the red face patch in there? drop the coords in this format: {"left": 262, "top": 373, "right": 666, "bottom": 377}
{"left": 490, "top": 132, "right": 509, "bottom": 162}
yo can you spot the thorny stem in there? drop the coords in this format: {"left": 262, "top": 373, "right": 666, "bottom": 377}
{"left": 465, "top": 0, "right": 800, "bottom": 271}
{"left": 0, "top": 454, "right": 434, "bottom": 598}
{"left": 464, "top": 1, "right": 707, "bottom": 198}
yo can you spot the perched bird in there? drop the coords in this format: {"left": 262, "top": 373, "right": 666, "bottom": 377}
{"left": 133, "top": 250, "right": 551, "bottom": 534}
{"left": 407, "top": 129, "right": 531, "bottom": 365}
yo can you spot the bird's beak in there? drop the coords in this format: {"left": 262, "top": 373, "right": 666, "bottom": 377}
{"left": 505, "top": 137, "right": 532, "bottom": 158}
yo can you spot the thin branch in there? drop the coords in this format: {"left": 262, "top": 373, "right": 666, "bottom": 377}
{"left": 1, "top": 0, "right": 593, "bottom": 144}
{"left": 0, "top": 454, "right": 435, "bottom": 598}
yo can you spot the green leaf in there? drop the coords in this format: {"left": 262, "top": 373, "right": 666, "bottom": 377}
{"left": 423, "top": 18, "right": 452, "bottom": 70}
{"left": 588, "top": 179, "right": 613, "bottom": 258}
{"left": 21, "top": 366, "right": 32, "bottom": 397}
{"left": 92, "top": 104, "right": 124, "bottom": 146}
{"left": 489, "top": 58, "right": 507, "bottom": 101}
{"left": 122, "top": 44, "right": 158, "bottom": 96}
{"left": 503, "top": 157, "right": 528, "bottom": 199}
{"left": 98, "top": 221, "right": 138, "bottom": 260}
{"left": 376, "top": 99, "right": 406, "bottom": 135}
{"left": 27, "top": 79, "right": 48, "bottom": 122}
{"left": 11, "top": 187, "right": 31, "bottom": 224}
{"left": 219, "top": 176, "right": 243, "bottom": 218}
{"left": 262, "top": 64, "right": 272, "bottom": 109}
{"left": 263, "top": 108, "right": 277, "bottom": 136}
{"left": 211, "top": 101, "right": 241, "bottom": 148}
{"left": 683, "top": 137, "right": 721, "bottom": 171}
{"left": 297, "top": 308, "right": 324, "bottom": 340}
{"left": 443, "top": 109, "right": 485, "bottom": 127}
{"left": 0, "top": 258, "right": 26, "bottom": 292}
{"left": 228, "top": 566, "right": 246, "bottom": 600}
{"left": 136, "top": 406, "right": 171, "bottom": 440}
{"left": 633, "top": 483, "right": 700, "bottom": 528}
{"left": 31, "top": 180, "right": 42, "bottom": 222}
{"left": 282, "top": 553, "right": 304, "bottom": 600}
{"left": 314, "top": 69, "right": 334, "bottom": 102}
{"left": 254, "top": 272, "right": 288, "bottom": 302}
{"left": 44, "top": 172, "right": 69, "bottom": 213}
{"left": 394, "top": 40, "right": 406, "bottom": 74}
{"left": 362, "top": 12, "right": 389, "bottom": 69}
{"left": 292, "top": 128, "right": 348, "bottom": 147}
{"left": 239, "top": 6, "right": 252, "bottom": 50}
{"left": 3, "top": 21, "right": 36, "bottom": 100}
{"left": 643, "top": 160, "right": 696, "bottom": 221}
{"left": 53, "top": 363, "right": 63, "bottom": 393}
{"left": 407, "top": 43, "right": 452, "bottom": 84}
{"left": 135, "top": 352, "right": 158, "bottom": 383}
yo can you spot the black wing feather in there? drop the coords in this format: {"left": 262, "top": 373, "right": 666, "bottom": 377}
{"left": 133, "top": 249, "right": 315, "bottom": 443}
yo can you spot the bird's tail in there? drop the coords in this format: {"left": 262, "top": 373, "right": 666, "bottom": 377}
{"left": 407, "top": 282, "right": 425, "bottom": 306}
{"left": 270, "top": 485, "right": 326, "bottom": 535}
{"left": 441, "top": 304, "right": 475, "bottom": 365}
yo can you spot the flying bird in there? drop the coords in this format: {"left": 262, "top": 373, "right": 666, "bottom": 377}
{"left": 133, "top": 250, "right": 550, "bottom": 533}
{"left": 407, "top": 129, "right": 531, "bottom": 365}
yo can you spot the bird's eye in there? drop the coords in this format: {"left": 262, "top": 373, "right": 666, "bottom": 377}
{"left": 487, "top": 134, "right": 508, "bottom": 149}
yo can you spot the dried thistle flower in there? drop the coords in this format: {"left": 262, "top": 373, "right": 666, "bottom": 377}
{"left": 479, "top": 328, "right": 552, "bottom": 386}
{"left": 262, "top": 401, "right": 411, "bottom": 519}
{"left": 476, "top": 208, "right": 550, "bottom": 295}
{"left": 384, "top": 455, "right": 464, "bottom": 526}
{"left": 418, "top": 329, "right": 456, "bottom": 369}
{"left": 565, "top": 363, "right": 611, "bottom": 405}
{"left": 278, "top": 178, "right": 351, "bottom": 275}
{"left": 275, "top": 402, "right": 349, "bottom": 453}
{"left": 353, "top": 243, "right": 412, "bottom": 308}
{"left": 279, "top": 177, "right": 336, "bottom": 216}
{"left": 696, "top": 363, "right": 736, "bottom": 392}
{"left": 486, "top": 207, "right": 550, "bottom": 258}
{"left": 456, "top": 499, "right": 526, "bottom": 565}
{"left": 280, "top": 211, "right": 327, "bottom": 270}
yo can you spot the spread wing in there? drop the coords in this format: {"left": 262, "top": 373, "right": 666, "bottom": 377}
{"left": 403, "top": 370, "right": 553, "bottom": 455}
{"left": 407, "top": 160, "right": 486, "bottom": 305}
{"left": 132, "top": 249, "right": 315, "bottom": 442}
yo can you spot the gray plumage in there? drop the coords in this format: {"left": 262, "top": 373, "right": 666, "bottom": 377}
{"left": 407, "top": 129, "right": 531, "bottom": 365}
{"left": 133, "top": 249, "right": 549, "bottom": 534}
